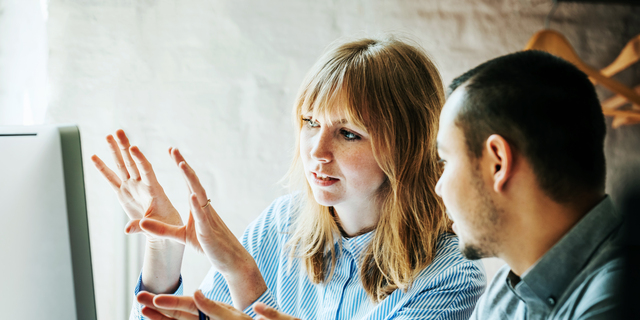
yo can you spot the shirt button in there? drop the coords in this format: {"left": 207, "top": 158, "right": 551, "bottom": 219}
{"left": 547, "top": 297, "right": 556, "bottom": 306}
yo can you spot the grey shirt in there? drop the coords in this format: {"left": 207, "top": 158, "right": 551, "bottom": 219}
{"left": 470, "top": 196, "right": 624, "bottom": 320}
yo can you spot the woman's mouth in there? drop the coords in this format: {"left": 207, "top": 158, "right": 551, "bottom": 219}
{"left": 312, "top": 172, "right": 339, "bottom": 186}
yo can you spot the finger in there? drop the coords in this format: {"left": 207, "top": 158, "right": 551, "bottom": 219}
{"left": 169, "top": 147, "right": 187, "bottom": 166}
{"left": 142, "top": 306, "right": 199, "bottom": 320}
{"left": 115, "top": 129, "right": 141, "bottom": 180}
{"left": 130, "top": 145, "right": 159, "bottom": 185}
{"left": 179, "top": 161, "right": 208, "bottom": 206}
{"left": 188, "top": 194, "right": 211, "bottom": 235}
{"left": 193, "top": 290, "right": 251, "bottom": 320}
{"left": 169, "top": 148, "right": 193, "bottom": 194}
{"left": 153, "top": 295, "right": 199, "bottom": 315}
{"left": 140, "top": 293, "right": 198, "bottom": 320}
{"left": 140, "top": 218, "right": 187, "bottom": 245}
{"left": 91, "top": 154, "right": 122, "bottom": 189}
{"left": 254, "top": 303, "right": 300, "bottom": 320}
{"left": 107, "top": 134, "right": 129, "bottom": 180}
{"left": 137, "top": 291, "right": 157, "bottom": 308}
{"left": 141, "top": 307, "right": 171, "bottom": 320}
{"left": 124, "top": 219, "right": 142, "bottom": 234}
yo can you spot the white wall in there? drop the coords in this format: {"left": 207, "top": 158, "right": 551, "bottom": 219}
{"left": 1, "top": 0, "right": 638, "bottom": 319}
{"left": 0, "top": 0, "right": 48, "bottom": 125}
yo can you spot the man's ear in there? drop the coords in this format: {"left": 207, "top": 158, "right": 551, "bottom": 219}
{"left": 484, "top": 134, "right": 513, "bottom": 193}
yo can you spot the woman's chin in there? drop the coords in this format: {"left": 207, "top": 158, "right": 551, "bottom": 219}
{"left": 311, "top": 190, "right": 341, "bottom": 207}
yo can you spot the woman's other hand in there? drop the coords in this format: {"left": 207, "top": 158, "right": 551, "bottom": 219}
{"left": 137, "top": 148, "right": 267, "bottom": 309}
{"left": 92, "top": 129, "right": 185, "bottom": 294}
{"left": 137, "top": 290, "right": 300, "bottom": 320}
{"left": 91, "top": 129, "right": 183, "bottom": 235}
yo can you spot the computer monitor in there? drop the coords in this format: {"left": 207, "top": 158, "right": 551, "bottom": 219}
{"left": 0, "top": 124, "right": 97, "bottom": 320}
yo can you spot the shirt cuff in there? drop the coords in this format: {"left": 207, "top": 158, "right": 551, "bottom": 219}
{"left": 243, "top": 289, "right": 278, "bottom": 318}
{"left": 134, "top": 272, "right": 184, "bottom": 296}
{"left": 131, "top": 273, "right": 184, "bottom": 320}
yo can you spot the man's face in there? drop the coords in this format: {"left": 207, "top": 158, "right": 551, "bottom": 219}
{"left": 435, "top": 87, "right": 502, "bottom": 260}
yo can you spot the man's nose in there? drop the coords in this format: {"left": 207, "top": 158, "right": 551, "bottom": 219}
{"left": 310, "top": 130, "right": 333, "bottom": 163}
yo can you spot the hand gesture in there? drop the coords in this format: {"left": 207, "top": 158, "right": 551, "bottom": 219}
{"left": 137, "top": 290, "right": 301, "bottom": 320}
{"left": 91, "top": 129, "right": 183, "bottom": 239}
{"left": 136, "top": 148, "right": 267, "bottom": 309}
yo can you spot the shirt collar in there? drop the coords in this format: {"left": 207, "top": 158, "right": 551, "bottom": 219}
{"left": 334, "top": 230, "right": 375, "bottom": 263}
{"left": 516, "top": 195, "right": 622, "bottom": 307}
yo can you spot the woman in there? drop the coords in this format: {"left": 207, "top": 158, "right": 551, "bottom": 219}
{"left": 93, "top": 36, "right": 485, "bottom": 320}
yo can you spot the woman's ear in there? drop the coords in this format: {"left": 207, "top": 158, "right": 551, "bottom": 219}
{"left": 484, "top": 134, "right": 513, "bottom": 193}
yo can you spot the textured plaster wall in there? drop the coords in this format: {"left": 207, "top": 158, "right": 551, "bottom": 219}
{"left": 11, "top": 0, "right": 637, "bottom": 318}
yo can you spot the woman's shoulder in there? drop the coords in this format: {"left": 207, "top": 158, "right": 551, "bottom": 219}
{"left": 244, "top": 192, "right": 301, "bottom": 236}
{"left": 240, "top": 193, "right": 301, "bottom": 257}
{"left": 413, "top": 233, "right": 486, "bottom": 285}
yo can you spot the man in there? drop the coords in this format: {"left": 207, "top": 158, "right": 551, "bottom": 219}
{"left": 436, "top": 50, "right": 623, "bottom": 319}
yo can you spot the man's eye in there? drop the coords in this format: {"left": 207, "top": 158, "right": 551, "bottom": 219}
{"left": 302, "top": 118, "right": 320, "bottom": 128}
{"left": 341, "top": 129, "right": 360, "bottom": 141}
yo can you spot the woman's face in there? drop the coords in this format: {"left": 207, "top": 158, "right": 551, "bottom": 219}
{"left": 300, "top": 110, "right": 386, "bottom": 211}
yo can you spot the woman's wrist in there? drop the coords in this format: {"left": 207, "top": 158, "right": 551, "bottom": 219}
{"left": 141, "top": 238, "right": 185, "bottom": 294}
{"left": 146, "top": 236, "right": 185, "bottom": 252}
{"left": 222, "top": 259, "right": 267, "bottom": 310}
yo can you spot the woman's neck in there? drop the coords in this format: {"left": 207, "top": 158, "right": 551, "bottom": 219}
{"left": 332, "top": 200, "right": 380, "bottom": 237}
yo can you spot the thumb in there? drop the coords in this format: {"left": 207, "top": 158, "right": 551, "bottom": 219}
{"left": 254, "top": 302, "right": 299, "bottom": 320}
{"left": 139, "top": 218, "right": 187, "bottom": 245}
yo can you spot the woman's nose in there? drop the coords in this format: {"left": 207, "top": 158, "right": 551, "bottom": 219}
{"left": 310, "top": 130, "right": 333, "bottom": 162}
{"left": 435, "top": 176, "right": 443, "bottom": 197}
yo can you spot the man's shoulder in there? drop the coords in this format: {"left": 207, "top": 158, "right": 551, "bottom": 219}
{"left": 471, "top": 264, "right": 524, "bottom": 318}
{"left": 553, "top": 257, "right": 624, "bottom": 319}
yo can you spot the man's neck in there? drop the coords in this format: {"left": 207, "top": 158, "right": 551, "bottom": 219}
{"left": 499, "top": 192, "right": 605, "bottom": 276}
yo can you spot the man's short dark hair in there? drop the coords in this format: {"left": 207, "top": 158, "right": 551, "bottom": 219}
{"left": 448, "top": 50, "right": 606, "bottom": 203}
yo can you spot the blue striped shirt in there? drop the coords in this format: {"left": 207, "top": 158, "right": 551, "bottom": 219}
{"left": 131, "top": 194, "right": 486, "bottom": 319}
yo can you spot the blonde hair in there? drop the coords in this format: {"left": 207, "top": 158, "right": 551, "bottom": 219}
{"left": 286, "top": 36, "right": 449, "bottom": 302}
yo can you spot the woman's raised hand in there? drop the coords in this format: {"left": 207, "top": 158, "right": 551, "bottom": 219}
{"left": 137, "top": 147, "right": 267, "bottom": 309}
{"left": 91, "top": 129, "right": 183, "bottom": 237}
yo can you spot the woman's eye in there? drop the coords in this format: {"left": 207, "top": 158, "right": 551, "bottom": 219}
{"left": 302, "top": 118, "right": 320, "bottom": 128}
{"left": 341, "top": 129, "right": 360, "bottom": 141}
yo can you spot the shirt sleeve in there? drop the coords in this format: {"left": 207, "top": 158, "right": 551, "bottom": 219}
{"left": 243, "top": 289, "right": 280, "bottom": 318}
{"left": 129, "top": 273, "right": 184, "bottom": 320}
{"left": 393, "top": 260, "right": 486, "bottom": 320}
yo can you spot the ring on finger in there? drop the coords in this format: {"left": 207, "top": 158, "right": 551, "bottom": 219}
{"left": 202, "top": 199, "right": 211, "bottom": 209}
